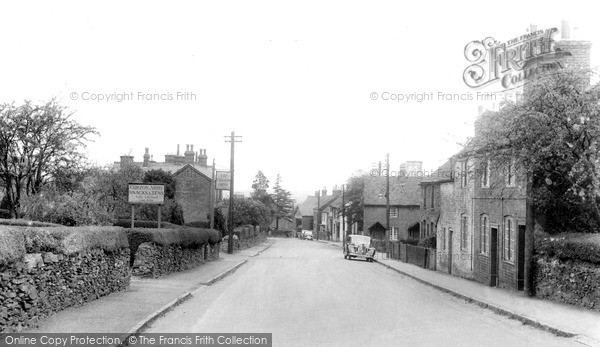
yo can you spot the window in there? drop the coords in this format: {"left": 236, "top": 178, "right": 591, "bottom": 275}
{"left": 480, "top": 214, "right": 489, "bottom": 255}
{"left": 426, "top": 222, "right": 430, "bottom": 237}
{"left": 441, "top": 227, "right": 446, "bottom": 250}
{"left": 390, "top": 227, "right": 398, "bottom": 241}
{"left": 422, "top": 220, "right": 426, "bottom": 238}
{"left": 460, "top": 161, "right": 468, "bottom": 187}
{"left": 460, "top": 215, "right": 468, "bottom": 250}
{"left": 481, "top": 160, "right": 490, "bottom": 187}
{"left": 423, "top": 186, "right": 427, "bottom": 208}
{"left": 503, "top": 217, "right": 516, "bottom": 262}
{"left": 389, "top": 207, "right": 398, "bottom": 218}
{"left": 430, "top": 222, "right": 435, "bottom": 238}
{"left": 507, "top": 159, "right": 516, "bottom": 186}
{"left": 430, "top": 185, "right": 435, "bottom": 209}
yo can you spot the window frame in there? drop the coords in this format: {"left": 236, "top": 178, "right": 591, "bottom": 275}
{"left": 441, "top": 227, "right": 446, "bottom": 250}
{"left": 506, "top": 159, "right": 516, "bottom": 187}
{"left": 390, "top": 226, "right": 399, "bottom": 241}
{"left": 480, "top": 214, "right": 489, "bottom": 255}
{"left": 503, "top": 216, "right": 516, "bottom": 263}
{"left": 389, "top": 207, "right": 399, "bottom": 218}
{"left": 460, "top": 214, "right": 468, "bottom": 251}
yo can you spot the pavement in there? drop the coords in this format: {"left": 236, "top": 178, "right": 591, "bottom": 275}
{"left": 316, "top": 239, "right": 600, "bottom": 346}
{"left": 24, "top": 240, "right": 275, "bottom": 340}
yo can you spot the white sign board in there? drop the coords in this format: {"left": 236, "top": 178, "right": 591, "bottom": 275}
{"left": 216, "top": 171, "right": 231, "bottom": 190}
{"left": 128, "top": 184, "right": 165, "bottom": 204}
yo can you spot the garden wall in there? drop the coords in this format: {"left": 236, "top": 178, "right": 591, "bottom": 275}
{"left": 0, "top": 225, "right": 130, "bottom": 332}
{"left": 534, "top": 233, "right": 600, "bottom": 311}
{"left": 128, "top": 227, "right": 221, "bottom": 278}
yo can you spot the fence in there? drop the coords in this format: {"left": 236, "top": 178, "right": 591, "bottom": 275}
{"left": 386, "top": 241, "right": 436, "bottom": 271}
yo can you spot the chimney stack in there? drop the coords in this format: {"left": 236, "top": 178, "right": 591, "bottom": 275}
{"left": 198, "top": 149, "right": 208, "bottom": 166}
{"left": 177, "top": 144, "right": 180, "bottom": 156}
{"left": 321, "top": 187, "right": 327, "bottom": 197}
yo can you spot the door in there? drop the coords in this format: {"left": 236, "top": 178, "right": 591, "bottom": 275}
{"left": 490, "top": 227, "right": 499, "bottom": 287}
{"left": 517, "top": 225, "right": 526, "bottom": 291}
{"left": 447, "top": 229, "right": 453, "bottom": 274}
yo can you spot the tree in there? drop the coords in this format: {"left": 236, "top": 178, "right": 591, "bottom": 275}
{"left": 137, "top": 169, "right": 184, "bottom": 224}
{"left": 472, "top": 67, "right": 600, "bottom": 233}
{"left": 272, "top": 174, "right": 294, "bottom": 230}
{"left": 251, "top": 170, "right": 273, "bottom": 205}
{"left": 345, "top": 172, "right": 367, "bottom": 233}
{"left": 230, "top": 198, "right": 271, "bottom": 229}
{"left": 0, "top": 100, "right": 97, "bottom": 217}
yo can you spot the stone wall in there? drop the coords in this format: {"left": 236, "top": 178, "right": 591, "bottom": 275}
{"left": 133, "top": 242, "right": 219, "bottom": 278}
{"left": 0, "top": 225, "right": 130, "bottom": 332}
{"left": 534, "top": 255, "right": 600, "bottom": 311}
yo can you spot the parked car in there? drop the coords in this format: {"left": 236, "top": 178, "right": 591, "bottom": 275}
{"left": 300, "top": 230, "right": 313, "bottom": 240}
{"left": 344, "top": 235, "right": 376, "bottom": 262}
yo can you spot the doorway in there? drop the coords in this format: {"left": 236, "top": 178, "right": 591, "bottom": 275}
{"left": 517, "top": 225, "right": 526, "bottom": 291}
{"left": 490, "top": 227, "right": 499, "bottom": 287}
{"left": 448, "top": 229, "right": 453, "bottom": 274}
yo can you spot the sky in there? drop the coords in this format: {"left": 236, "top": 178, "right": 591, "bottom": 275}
{"left": 1, "top": 1, "right": 598, "bottom": 202}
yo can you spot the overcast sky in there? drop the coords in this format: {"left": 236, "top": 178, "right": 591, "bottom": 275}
{"left": 1, "top": 1, "right": 598, "bottom": 201}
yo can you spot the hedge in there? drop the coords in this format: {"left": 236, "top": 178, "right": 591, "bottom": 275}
{"left": 0, "top": 226, "right": 129, "bottom": 266}
{"left": 0, "top": 209, "right": 10, "bottom": 219}
{"left": 0, "top": 218, "right": 61, "bottom": 227}
{"left": 418, "top": 235, "right": 437, "bottom": 249}
{"left": 114, "top": 219, "right": 179, "bottom": 229}
{"left": 535, "top": 232, "right": 600, "bottom": 264}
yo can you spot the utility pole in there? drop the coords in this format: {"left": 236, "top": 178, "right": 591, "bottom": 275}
{"left": 209, "top": 158, "right": 216, "bottom": 229}
{"left": 386, "top": 153, "right": 390, "bottom": 240}
{"left": 342, "top": 184, "right": 346, "bottom": 250}
{"left": 225, "top": 131, "right": 242, "bottom": 254}
{"left": 316, "top": 190, "right": 321, "bottom": 241}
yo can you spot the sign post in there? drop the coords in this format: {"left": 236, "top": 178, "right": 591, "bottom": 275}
{"left": 128, "top": 183, "right": 165, "bottom": 228}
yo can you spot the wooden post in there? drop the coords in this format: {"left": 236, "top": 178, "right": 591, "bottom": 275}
{"left": 131, "top": 205, "right": 135, "bottom": 228}
{"left": 157, "top": 205, "right": 162, "bottom": 229}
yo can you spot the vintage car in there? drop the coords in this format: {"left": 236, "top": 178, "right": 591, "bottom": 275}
{"left": 344, "top": 235, "right": 376, "bottom": 262}
{"left": 300, "top": 230, "right": 313, "bottom": 240}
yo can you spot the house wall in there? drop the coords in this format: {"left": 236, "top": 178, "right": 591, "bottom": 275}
{"left": 436, "top": 159, "right": 475, "bottom": 280}
{"left": 472, "top": 159, "right": 527, "bottom": 290}
{"left": 420, "top": 184, "right": 442, "bottom": 239}
{"left": 364, "top": 205, "right": 421, "bottom": 240}
{"left": 301, "top": 216, "right": 313, "bottom": 230}
{"left": 174, "top": 167, "right": 211, "bottom": 223}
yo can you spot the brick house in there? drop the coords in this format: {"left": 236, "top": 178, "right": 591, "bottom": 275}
{"left": 115, "top": 144, "right": 213, "bottom": 224}
{"left": 426, "top": 156, "right": 477, "bottom": 280}
{"left": 363, "top": 176, "right": 422, "bottom": 241}
{"left": 299, "top": 188, "right": 341, "bottom": 234}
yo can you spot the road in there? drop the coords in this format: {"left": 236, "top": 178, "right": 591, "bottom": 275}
{"left": 145, "top": 238, "right": 578, "bottom": 346}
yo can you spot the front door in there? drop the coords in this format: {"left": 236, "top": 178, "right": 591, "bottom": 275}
{"left": 517, "top": 225, "right": 526, "bottom": 291}
{"left": 448, "top": 229, "right": 453, "bottom": 274}
{"left": 490, "top": 227, "right": 499, "bottom": 287}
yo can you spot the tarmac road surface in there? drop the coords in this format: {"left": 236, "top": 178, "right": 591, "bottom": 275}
{"left": 145, "top": 238, "right": 578, "bottom": 346}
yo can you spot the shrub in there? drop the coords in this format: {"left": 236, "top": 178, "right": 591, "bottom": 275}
{"left": 535, "top": 232, "right": 600, "bottom": 264}
{"left": 20, "top": 185, "right": 114, "bottom": 226}
{"left": 399, "top": 238, "right": 420, "bottom": 246}
{"left": 418, "top": 235, "right": 436, "bottom": 249}
{"left": 0, "top": 209, "right": 10, "bottom": 219}
{"left": 0, "top": 218, "right": 61, "bottom": 227}
{"left": 114, "top": 219, "right": 178, "bottom": 229}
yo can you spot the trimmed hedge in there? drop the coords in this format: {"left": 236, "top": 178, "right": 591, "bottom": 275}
{"left": 0, "top": 226, "right": 129, "bottom": 266}
{"left": 399, "top": 238, "right": 420, "bottom": 246}
{"left": 185, "top": 221, "right": 210, "bottom": 228}
{"left": 114, "top": 219, "right": 178, "bottom": 229}
{"left": 0, "top": 210, "right": 10, "bottom": 219}
{"left": 535, "top": 232, "right": 600, "bottom": 264}
{"left": 0, "top": 219, "right": 61, "bottom": 227}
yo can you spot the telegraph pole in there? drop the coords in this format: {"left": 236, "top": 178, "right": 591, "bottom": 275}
{"left": 385, "top": 153, "right": 390, "bottom": 240}
{"left": 316, "top": 190, "right": 321, "bottom": 241}
{"left": 225, "top": 131, "right": 242, "bottom": 254}
{"left": 209, "top": 158, "right": 216, "bottom": 229}
{"left": 342, "top": 184, "right": 346, "bottom": 249}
